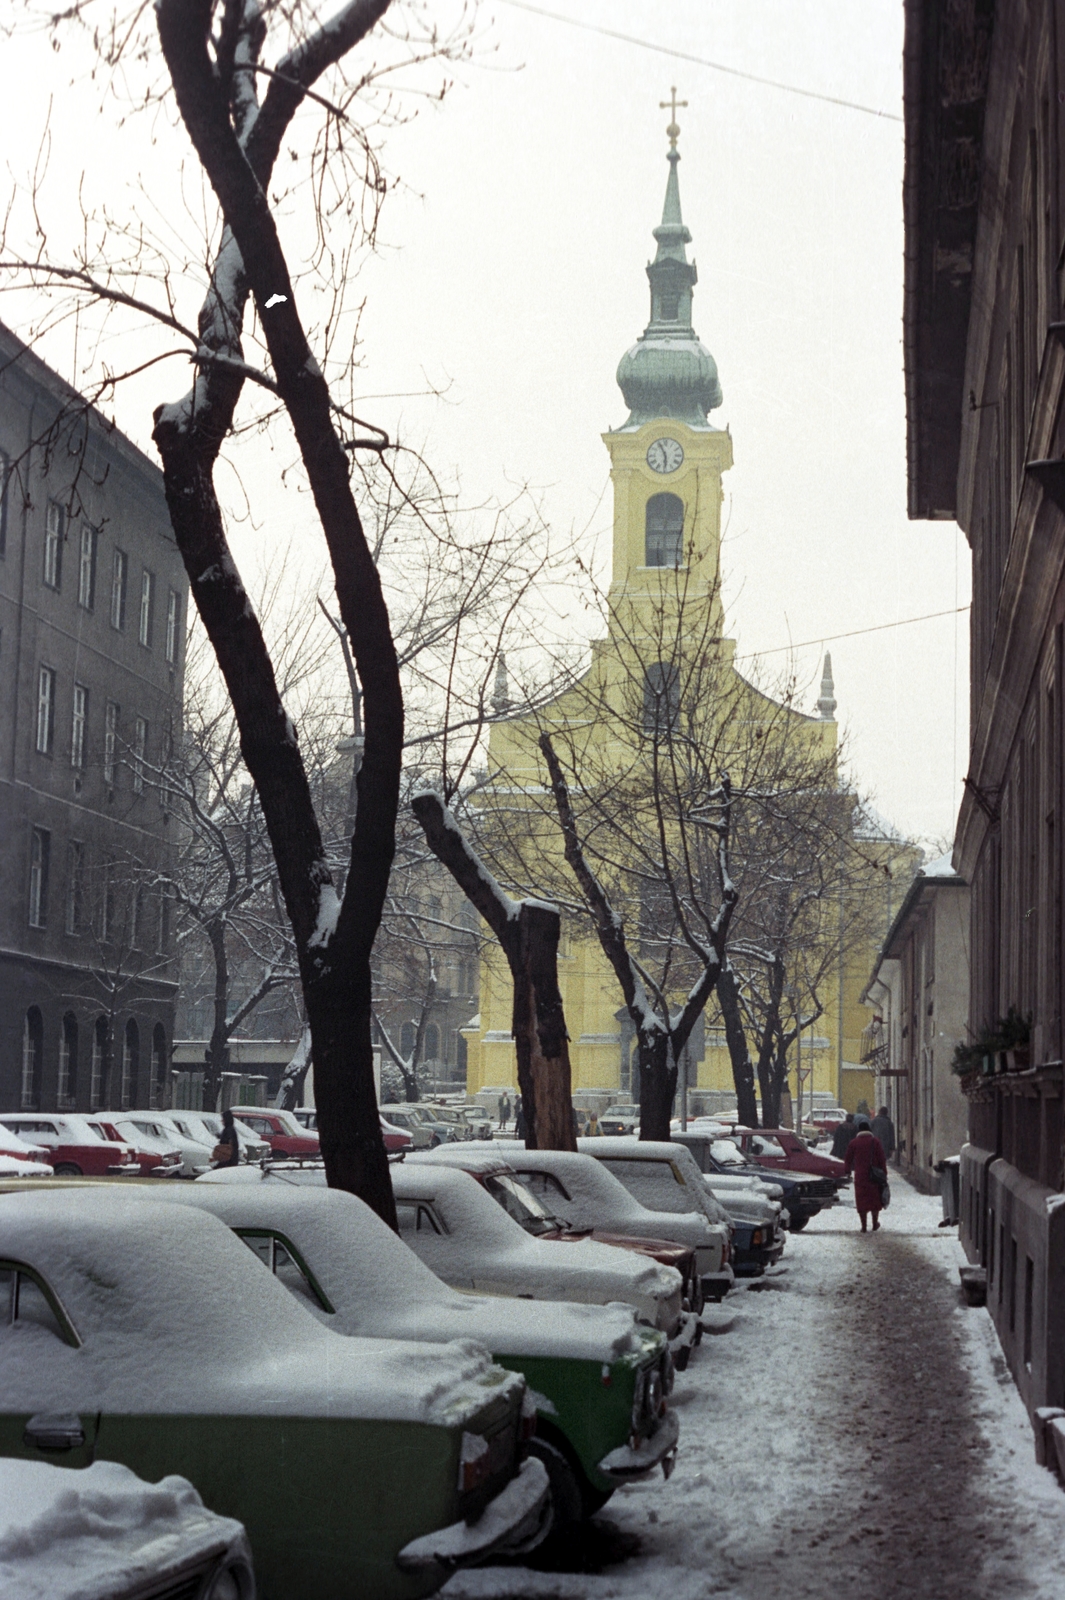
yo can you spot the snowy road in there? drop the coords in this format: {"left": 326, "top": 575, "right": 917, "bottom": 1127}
{"left": 443, "top": 1174, "right": 1065, "bottom": 1600}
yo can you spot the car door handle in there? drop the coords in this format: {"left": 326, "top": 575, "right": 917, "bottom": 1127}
{"left": 24, "top": 1412, "right": 86, "bottom": 1451}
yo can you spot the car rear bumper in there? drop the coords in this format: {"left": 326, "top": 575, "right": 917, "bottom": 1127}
{"left": 597, "top": 1407, "right": 680, "bottom": 1483}
{"left": 733, "top": 1239, "right": 785, "bottom": 1276}
{"left": 667, "top": 1310, "right": 701, "bottom": 1363}
{"left": 396, "top": 1457, "right": 551, "bottom": 1571}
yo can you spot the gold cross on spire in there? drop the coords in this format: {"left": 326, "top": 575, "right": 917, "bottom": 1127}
{"left": 660, "top": 86, "right": 687, "bottom": 149}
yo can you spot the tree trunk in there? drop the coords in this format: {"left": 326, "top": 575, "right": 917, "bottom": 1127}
{"left": 637, "top": 1029, "right": 676, "bottom": 1141}
{"left": 203, "top": 919, "right": 230, "bottom": 1111}
{"left": 411, "top": 791, "right": 577, "bottom": 1151}
{"left": 716, "top": 964, "right": 759, "bottom": 1127}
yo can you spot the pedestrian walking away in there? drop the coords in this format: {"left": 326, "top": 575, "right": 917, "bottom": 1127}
{"left": 831, "top": 1111, "right": 857, "bottom": 1160}
{"left": 844, "top": 1124, "right": 888, "bottom": 1231}
{"left": 871, "top": 1105, "right": 896, "bottom": 1160}
{"left": 212, "top": 1107, "right": 241, "bottom": 1168}
{"left": 514, "top": 1095, "right": 526, "bottom": 1141}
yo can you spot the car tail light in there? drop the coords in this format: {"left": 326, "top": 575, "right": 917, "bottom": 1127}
{"left": 722, "top": 1236, "right": 731, "bottom": 1265}
{"left": 520, "top": 1389, "right": 537, "bottom": 1452}
{"left": 457, "top": 1431, "right": 492, "bottom": 1493}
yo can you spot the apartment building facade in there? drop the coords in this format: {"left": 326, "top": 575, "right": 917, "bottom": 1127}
{"left": 0, "top": 322, "right": 187, "bottom": 1113}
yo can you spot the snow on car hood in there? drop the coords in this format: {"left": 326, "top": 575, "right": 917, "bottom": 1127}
{"left": 148, "top": 1181, "right": 651, "bottom": 1365}
{"left": 575, "top": 1137, "right": 733, "bottom": 1227}
{"left": 444, "top": 1142, "right": 720, "bottom": 1252}
{"left": 0, "top": 1458, "right": 247, "bottom": 1600}
{"left": 391, "top": 1165, "right": 681, "bottom": 1323}
{"left": 0, "top": 1191, "right": 521, "bottom": 1427}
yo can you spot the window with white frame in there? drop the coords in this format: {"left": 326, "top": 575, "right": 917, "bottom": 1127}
{"left": 165, "top": 588, "right": 180, "bottom": 664}
{"left": 133, "top": 717, "right": 148, "bottom": 793}
{"left": 71, "top": 683, "right": 87, "bottom": 769}
{"left": 101, "top": 857, "right": 115, "bottom": 942}
{"left": 36, "top": 666, "right": 56, "bottom": 754}
{"left": 78, "top": 525, "right": 97, "bottom": 609}
{"left": 110, "top": 548, "right": 128, "bottom": 630}
{"left": 43, "top": 501, "right": 63, "bottom": 590}
{"left": 90, "top": 1020, "right": 106, "bottom": 1110}
{"left": 138, "top": 569, "right": 154, "bottom": 647}
{"left": 65, "top": 841, "right": 83, "bottom": 935}
{"left": 104, "top": 701, "right": 118, "bottom": 787}
{"left": 21, "top": 1010, "right": 42, "bottom": 1110}
{"left": 28, "top": 827, "right": 50, "bottom": 928}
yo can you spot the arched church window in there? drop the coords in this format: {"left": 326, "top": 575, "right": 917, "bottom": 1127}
{"left": 21, "top": 1008, "right": 42, "bottom": 1110}
{"left": 400, "top": 1021, "right": 416, "bottom": 1059}
{"left": 643, "top": 662, "right": 680, "bottom": 733}
{"left": 645, "top": 493, "right": 684, "bottom": 567}
{"left": 425, "top": 1024, "right": 440, "bottom": 1061}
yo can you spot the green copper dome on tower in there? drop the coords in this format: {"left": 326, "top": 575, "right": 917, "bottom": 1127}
{"left": 616, "top": 105, "right": 722, "bottom": 429}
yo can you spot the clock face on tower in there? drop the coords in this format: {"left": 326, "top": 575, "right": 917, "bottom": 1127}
{"left": 646, "top": 437, "right": 684, "bottom": 474}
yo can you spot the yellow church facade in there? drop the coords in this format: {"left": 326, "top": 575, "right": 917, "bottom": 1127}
{"left": 462, "top": 117, "right": 893, "bottom": 1120}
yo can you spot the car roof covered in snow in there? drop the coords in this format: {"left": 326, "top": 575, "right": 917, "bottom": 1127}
{"left": 574, "top": 1139, "right": 731, "bottom": 1226}
{"left": 145, "top": 1181, "right": 647, "bottom": 1364}
{"left": 0, "top": 1189, "right": 520, "bottom": 1425}
{"left": 410, "top": 1150, "right": 514, "bottom": 1177}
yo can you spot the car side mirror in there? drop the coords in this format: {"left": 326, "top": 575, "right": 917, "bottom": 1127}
{"left": 24, "top": 1412, "right": 86, "bottom": 1451}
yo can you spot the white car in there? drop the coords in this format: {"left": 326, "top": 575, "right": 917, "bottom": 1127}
{"left": 175, "top": 1111, "right": 272, "bottom": 1164}
{"left": 126, "top": 1112, "right": 215, "bottom": 1177}
{"left": 392, "top": 1161, "right": 687, "bottom": 1338}
{"left": 457, "top": 1143, "right": 734, "bottom": 1304}
{"left": 0, "top": 1126, "right": 53, "bottom": 1177}
{"left": 0, "top": 1456, "right": 255, "bottom": 1600}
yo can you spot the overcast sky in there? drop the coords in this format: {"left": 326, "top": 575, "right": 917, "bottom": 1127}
{"left": 0, "top": 0, "right": 968, "bottom": 846}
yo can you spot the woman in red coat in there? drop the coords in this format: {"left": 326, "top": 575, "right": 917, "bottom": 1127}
{"left": 843, "top": 1125, "right": 888, "bottom": 1232}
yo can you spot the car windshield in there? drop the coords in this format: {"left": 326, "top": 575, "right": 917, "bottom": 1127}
{"left": 747, "top": 1135, "right": 787, "bottom": 1158}
{"left": 482, "top": 1173, "right": 562, "bottom": 1235}
{"left": 710, "top": 1139, "right": 748, "bottom": 1166}
{"left": 605, "top": 1106, "right": 637, "bottom": 1118}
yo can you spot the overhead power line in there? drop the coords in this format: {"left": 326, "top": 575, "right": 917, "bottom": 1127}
{"left": 497, "top": 0, "right": 904, "bottom": 123}
{"left": 734, "top": 606, "right": 970, "bottom": 662}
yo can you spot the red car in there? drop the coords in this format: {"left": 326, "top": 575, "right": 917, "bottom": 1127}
{"left": 0, "top": 1114, "right": 139, "bottom": 1177}
{"left": 90, "top": 1118, "right": 183, "bottom": 1177}
{"left": 732, "top": 1128, "right": 846, "bottom": 1181}
{"left": 233, "top": 1109, "right": 320, "bottom": 1158}
{"left": 380, "top": 1117, "right": 414, "bottom": 1154}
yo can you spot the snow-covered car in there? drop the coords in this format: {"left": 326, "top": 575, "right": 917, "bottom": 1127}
{"left": 379, "top": 1106, "right": 446, "bottom": 1149}
{"left": 90, "top": 1116, "right": 183, "bottom": 1178}
{"left": 391, "top": 1161, "right": 687, "bottom": 1336}
{"left": 136, "top": 1112, "right": 216, "bottom": 1176}
{"left": 460, "top": 1141, "right": 734, "bottom": 1300}
{"left": 415, "top": 1149, "right": 703, "bottom": 1363}
{"left": 0, "top": 1189, "right": 549, "bottom": 1599}
{"left": 0, "top": 1114, "right": 138, "bottom": 1177}
{"left": 459, "top": 1107, "right": 494, "bottom": 1140}
{"left": 232, "top": 1109, "right": 320, "bottom": 1159}
{"left": 0, "top": 1127, "right": 53, "bottom": 1177}
{"left": 697, "top": 1134, "right": 837, "bottom": 1230}
{"left": 0, "top": 1456, "right": 256, "bottom": 1600}
{"left": 296, "top": 1110, "right": 415, "bottom": 1153}
{"left": 574, "top": 1138, "right": 741, "bottom": 1298}
{"left": 417, "top": 1105, "right": 474, "bottom": 1141}
{"left": 671, "top": 1133, "right": 784, "bottom": 1275}
{"left": 143, "top": 1178, "right": 679, "bottom": 1526}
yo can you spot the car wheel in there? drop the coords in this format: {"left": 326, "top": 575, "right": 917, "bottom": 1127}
{"left": 528, "top": 1435, "right": 584, "bottom": 1529}
{"left": 789, "top": 1214, "right": 810, "bottom": 1231}
{"left": 579, "top": 1482, "right": 615, "bottom": 1517}
{"left": 674, "top": 1344, "right": 690, "bottom": 1372}
{"left": 52, "top": 1163, "right": 82, "bottom": 1177}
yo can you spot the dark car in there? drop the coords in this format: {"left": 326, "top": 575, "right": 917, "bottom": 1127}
{"left": 677, "top": 1131, "right": 835, "bottom": 1232}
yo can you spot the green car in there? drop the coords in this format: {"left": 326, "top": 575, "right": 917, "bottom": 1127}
{"left": 163, "top": 1172, "right": 679, "bottom": 1524}
{"left": 0, "top": 1188, "right": 549, "bottom": 1600}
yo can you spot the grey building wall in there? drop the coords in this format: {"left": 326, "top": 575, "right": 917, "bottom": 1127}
{"left": 0, "top": 322, "right": 187, "bottom": 1111}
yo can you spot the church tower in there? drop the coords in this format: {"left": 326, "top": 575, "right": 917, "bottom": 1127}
{"left": 604, "top": 95, "right": 733, "bottom": 618}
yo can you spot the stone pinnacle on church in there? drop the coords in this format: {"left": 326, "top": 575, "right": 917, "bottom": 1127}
{"left": 817, "top": 653, "right": 837, "bottom": 721}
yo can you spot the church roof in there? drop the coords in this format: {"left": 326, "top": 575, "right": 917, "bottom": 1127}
{"left": 615, "top": 112, "right": 722, "bottom": 430}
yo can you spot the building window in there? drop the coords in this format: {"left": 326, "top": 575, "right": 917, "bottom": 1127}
{"left": 110, "top": 548, "right": 128, "bottom": 630}
{"left": 425, "top": 1023, "right": 440, "bottom": 1061}
{"left": 642, "top": 661, "right": 680, "bottom": 733}
{"left": 104, "top": 701, "right": 119, "bottom": 787}
{"left": 138, "top": 569, "right": 154, "bottom": 647}
{"left": 28, "top": 827, "right": 50, "bottom": 928}
{"left": 130, "top": 882, "right": 145, "bottom": 949}
{"left": 71, "top": 683, "right": 87, "bottom": 770}
{"left": 400, "top": 1021, "right": 416, "bottom": 1058}
{"left": 65, "top": 841, "right": 83, "bottom": 935}
{"left": 133, "top": 716, "right": 148, "bottom": 793}
{"left": 157, "top": 885, "right": 171, "bottom": 952}
{"left": 43, "top": 500, "right": 63, "bottom": 590}
{"left": 101, "top": 856, "right": 116, "bottom": 943}
{"left": 165, "top": 588, "right": 181, "bottom": 665}
{"left": 90, "top": 1018, "right": 107, "bottom": 1110}
{"left": 58, "top": 1014, "right": 78, "bottom": 1110}
{"left": 645, "top": 492, "right": 685, "bottom": 568}
{"left": 150, "top": 1024, "right": 166, "bottom": 1111}
{"left": 21, "top": 1008, "right": 43, "bottom": 1110}
{"left": 0, "top": 447, "right": 9, "bottom": 558}
{"left": 36, "top": 665, "right": 56, "bottom": 754}
{"left": 121, "top": 1019, "right": 139, "bottom": 1110}
{"left": 78, "top": 525, "right": 97, "bottom": 609}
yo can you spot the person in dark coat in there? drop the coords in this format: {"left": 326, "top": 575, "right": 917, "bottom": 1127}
{"left": 871, "top": 1106, "right": 896, "bottom": 1160}
{"left": 844, "top": 1125, "right": 888, "bottom": 1232}
{"left": 831, "top": 1112, "right": 857, "bottom": 1160}
{"left": 215, "top": 1106, "right": 241, "bottom": 1167}
{"left": 514, "top": 1095, "right": 526, "bottom": 1141}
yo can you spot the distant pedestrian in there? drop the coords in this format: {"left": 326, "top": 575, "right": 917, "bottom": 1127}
{"left": 588, "top": 1112, "right": 600, "bottom": 1137}
{"left": 213, "top": 1107, "right": 241, "bottom": 1168}
{"left": 831, "top": 1112, "right": 857, "bottom": 1160}
{"left": 871, "top": 1105, "right": 896, "bottom": 1160}
{"left": 514, "top": 1095, "right": 526, "bottom": 1141}
{"left": 501, "top": 1093, "right": 512, "bottom": 1128}
{"left": 844, "top": 1123, "right": 888, "bottom": 1232}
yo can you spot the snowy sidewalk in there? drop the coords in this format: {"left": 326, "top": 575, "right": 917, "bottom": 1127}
{"left": 443, "top": 1174, "right": 1065, "bottom": 1600}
